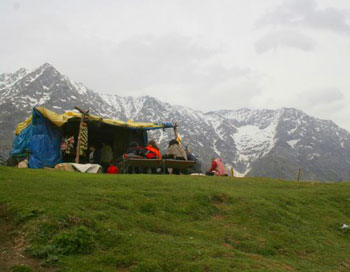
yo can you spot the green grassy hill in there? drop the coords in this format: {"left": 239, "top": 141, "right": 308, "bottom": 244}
{"left": 0, "top": 166, "right": 349, "bottom": 272}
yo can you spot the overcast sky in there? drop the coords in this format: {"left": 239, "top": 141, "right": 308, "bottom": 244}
{"left": 1, "top": 0, "right": 350, "bottom": 130}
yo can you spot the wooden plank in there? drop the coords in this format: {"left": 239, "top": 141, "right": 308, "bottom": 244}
{"left": 123, "top": 159, "right": 163, "bottom": 168}
{"left": 123, "top": 158, "right": 195, "bottom": 170}
{"left": 164, "top": 160, "right": 195, "bottom": 169}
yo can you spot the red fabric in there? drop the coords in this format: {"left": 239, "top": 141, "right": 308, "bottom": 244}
{"left": 146, "top": 146, "right": 162, "bottom": 159}
{"left": 209, "top": 158, "right": 227, "bottom": 176}
{"left": 107, "top": 165, "right": 119, "bottom": 174}
{"left": 209, "top": 160, "right": 218, "bottom": 172}
{"left": 213, "top": 158, "right": 227, "bottom": 176}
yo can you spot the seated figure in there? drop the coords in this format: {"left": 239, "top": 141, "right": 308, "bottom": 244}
{"left": 125, "top": 141, "right": 146, "bottom": 158}
{"left": 164, "top": 139, "right": 187, "bottom": 174}
{"left": 124, "top": 141, "right": 146, "bottom": 173}
{"left": 185, "top": 147, "right": 202, "bottom": 174}
{"left": 206, "top": 157, "right": 228, "bottom": 176}
{"left": 145, "top": 140, "right": 161, "bottom": 174}
{"left": 145, "top": 140, "right": 161, "bottom": 159}
{"left": 164, "top": 139, "right": 187, "bottom": 160}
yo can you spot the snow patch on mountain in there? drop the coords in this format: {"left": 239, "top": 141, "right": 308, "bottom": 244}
{"left": 287, "top": 139, "right": 300, "bottom": 148}
{"left": 0, "top": 68, "right": 29, "bottom": 91}
{"left": 67, "top": 78, "right": 88, "bottom": 95}
{"left": 233, "top": 123, "right": 276, "bottom": 158}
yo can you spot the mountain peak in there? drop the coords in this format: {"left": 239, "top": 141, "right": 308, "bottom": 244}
{"left": 40, "top": 62, "right": 55, "bottom": 69}
{"left": 15, "top": 67, "right": 29, "bottom": 75}
{"left": 35, "top": 63, "right": 60, "bottom": 76}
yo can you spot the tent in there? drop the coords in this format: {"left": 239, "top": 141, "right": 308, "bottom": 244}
{"left": 10, "top": 107, "right": 173, "bottom": 168}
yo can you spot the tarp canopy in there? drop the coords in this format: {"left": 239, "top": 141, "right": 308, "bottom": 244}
{"left": 16, "top": 106, "right": 174, "bottom": 135}
{"left": 11, "top": 107, "right": 174, "bottom": 169}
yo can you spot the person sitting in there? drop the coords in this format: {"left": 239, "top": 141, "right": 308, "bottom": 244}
{"left": 145, "top": 140, "right": 161, "bottom": 174}
{"left": 124, "top": 141, "right": 146, "bottom": 173}
{"left": 163, "top": 139, "right": 187, "bottom": 175}
{"left": 101, "top": 143, "right": 113, "bottom": 172}
{"left": 164, "top": 139, "right": 187, "bottom": 160}
{"left": 185, "top": 147, "right": 202, "bottom": 174}
{"left": 107, "top": 160, "right": 119, "bottom": 174}
{"left": 125, "top": 141, "right": 146, "bottom": 158}
{"left": 89, "top": 145, "right": 101, "bottom": 165}
{"left": 206, "top": 157, "right": 228, "bottom": 176}
{"left": 145, "top": 140, "right": 161, "bottom": 159}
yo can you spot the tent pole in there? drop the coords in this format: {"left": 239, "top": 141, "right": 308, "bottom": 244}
{"left": 75, "top": 107, "right": 89, "bottom": 164}
{"left": 173, "top": 122, "right": 179, "bottom": 140}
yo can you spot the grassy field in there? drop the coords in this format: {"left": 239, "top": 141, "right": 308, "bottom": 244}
{"left": 0, "top": 166, "right": 349, "bottom": 272}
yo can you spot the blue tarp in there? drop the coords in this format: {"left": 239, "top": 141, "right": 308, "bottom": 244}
{"left": 28, "top": 108, "right": 62, "bottom": 168}
{"left": 141, "top": 122, "right": 173, "bottom": 131}
{"left": 10, "top": 123, "right": 33, "bottom": 157}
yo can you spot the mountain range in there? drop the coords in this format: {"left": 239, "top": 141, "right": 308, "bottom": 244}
{"left": 1, "top": 63, "right": 350, "bottom": 181}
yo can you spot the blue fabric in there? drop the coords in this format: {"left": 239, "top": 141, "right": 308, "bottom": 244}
{"left": 9, "top": 123, "right": 33, "bottom": 157}
{"left": 128, "top": 123, "right": 174, "bottom": 131}
{"left": 28, "top": 109, "right": 62, "bottom": 168}
{"left": 143, "top": 123, "right": 173, "bottom": 131}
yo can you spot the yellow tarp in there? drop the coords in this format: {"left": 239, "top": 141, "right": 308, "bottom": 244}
{"left": 15, "top": 107, "right": 172, "bottom": 135}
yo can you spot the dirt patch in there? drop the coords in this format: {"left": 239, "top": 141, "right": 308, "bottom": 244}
{"left": 0, "top": 204, "right": 54, "bottom": 272}
{"left": 213, "top": 214, "right": 225, "bottom": 221}
{"left": 222, "top": 243, "right": 233, "bottom": 249}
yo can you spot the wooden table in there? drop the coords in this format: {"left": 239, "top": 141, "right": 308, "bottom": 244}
{"left": 122, "top": 158, "right": 196, "bottom": 174}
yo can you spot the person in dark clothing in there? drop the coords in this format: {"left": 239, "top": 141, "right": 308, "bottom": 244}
{"left": 186, "top": 148, "right": 202, "bottom": 174}
{"left": 126, "top": 141, "right": 146, "bottom": 158}
{"left": 126, "top": 141, "right": 138, "bottom": 155}
{"left": 89, "top": 145, "right": 101, "bottom": 165}
{"left": 100, "top": 143, "right": 113, "bottom": 172}
{"left": 124, "top": 141, "right": 146, "bottom": 173}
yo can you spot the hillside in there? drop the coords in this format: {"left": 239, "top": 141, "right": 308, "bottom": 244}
{"left": 1, "top": 64, "right": 350, "bottom": 181}
{"left": 0, "top": 166, "right": 349, "bottom": 271}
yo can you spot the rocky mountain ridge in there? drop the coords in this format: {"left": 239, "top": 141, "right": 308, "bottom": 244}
{"left": 1, "top": 63, "right": 350, "bottom": 181}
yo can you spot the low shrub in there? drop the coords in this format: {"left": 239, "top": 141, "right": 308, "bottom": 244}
{"left": 11, "top": 265, "right": 33, "bottom": 272}
{"left": 51, "top": 225, "right": 95, "bottom": 255}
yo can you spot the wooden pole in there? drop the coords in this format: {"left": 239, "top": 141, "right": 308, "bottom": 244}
{"left": 75, "top": 107, "right": 89, "bottom": 164}
{"left": 173, "top": 122, "right": 179, "bottom": 141}
{"left": 231, "top": 167, "right": 234, "bottom": 177}
{"left": 297, "top": 168, "right": 302, "bottom": 182}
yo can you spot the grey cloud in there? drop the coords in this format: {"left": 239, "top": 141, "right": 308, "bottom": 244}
{"left": 258, "top": 0, "right": 350, "bottom": 34}
{"left": 303, "top": 87, "right": 345, "bottom": 105}
{"left": 105, "top": 34, "right": 261, "bottom": 111}
{"left": 295, "top": 87, "right": 346, "bottom": 113}
{"left": 67, "top": 34, "right": 253, "bottom": 92}
{"left": 255, "top": 30, "right": 314, "bottom": 53}
{"left": 109, "top": 34, "right": 217, "bottom": 89}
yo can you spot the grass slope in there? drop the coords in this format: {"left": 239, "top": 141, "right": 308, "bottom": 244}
{"left": 0, "top": 166, "right": 349, "bottom": 272}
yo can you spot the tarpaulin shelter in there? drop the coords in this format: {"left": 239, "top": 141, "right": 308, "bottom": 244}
{"left": 10, "top": 107, "right": 173, "bottom": 168}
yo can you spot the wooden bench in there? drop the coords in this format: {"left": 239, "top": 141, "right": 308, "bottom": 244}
{"left": 122, "top": 158, "right": 196, "bottom": 174}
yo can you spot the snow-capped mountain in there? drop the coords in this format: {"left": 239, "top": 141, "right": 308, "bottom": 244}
{"left": 1, "top": 63, "right": 350, "bottom": 181}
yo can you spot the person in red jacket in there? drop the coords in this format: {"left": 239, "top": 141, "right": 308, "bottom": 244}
{"left": 145, "top": 140, "right": 162, "bottom": 159}
{"left": 107, "top": 160, "right": 119, "bottom": 174}
{"left": 145, "top": 140, "right": 161, "bottom": 174}
{"left": 206, "top": 157, "right": 227, "bottom": 176}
